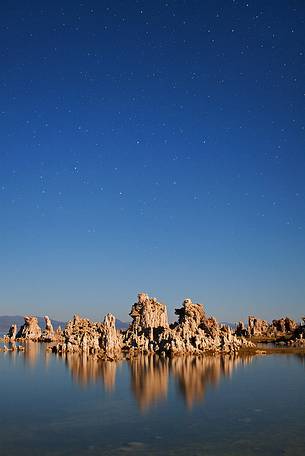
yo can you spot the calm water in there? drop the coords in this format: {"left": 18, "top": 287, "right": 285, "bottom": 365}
{"left": 0, "top": 343, "right": 304, "bottom": 455}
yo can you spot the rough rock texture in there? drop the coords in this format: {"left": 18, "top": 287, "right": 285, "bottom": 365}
{"left": 52, "top": 313, "right": 122, "bottom": 359}
{"left": 129, "top": 293, "right": 169, "bottom": 330}
{"left": 7, "top": 324, "right": 17, "bottom": 340}
{"left": 272, "top": 317, "right": 298, "bottom": 334}
{"left": 288, "top": 319, "right": 305, "bottom": 347}
{"left": 49, "top": 293, "right": 253, "bottom": 357}
{"left": 235, "top": 321, "right": 248, "bottom": 337}
{"left": 122, "top": 295, "right": 254, "bottom": 356}
{"left": 247, "top": 315, "right": 299, "bottom": 338}
{"left": 40, "top": 316, "right": 64, "bottom": 342}
{"left": 248, "top": 316, "right": 270, "bottom": 337}
{"left": 16, "top": 316, "right": 42, "bottom": 340}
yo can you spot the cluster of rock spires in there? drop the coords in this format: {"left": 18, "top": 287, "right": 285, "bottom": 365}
{"left": 235, "top": 315, "right": 305, "bottom": 346}
{"left": 6, "top": 316, "right": 63, "bottom": 343}
{"left": 49, "top": 293, "right": 255, "bottom": 358}
{"left": 4, "top": 293, "right": 305, "bottom": 357}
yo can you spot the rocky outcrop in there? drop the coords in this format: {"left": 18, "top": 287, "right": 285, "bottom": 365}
{"left": 122, "top": 295, "right": 254, "bottom": 356}
{"left": 287, "top": 319, "right": 305, "bottom": 347}
{"left": 272, "top": 317, "right": 298, "bottom": 334}
{"left": 246, "top": 315, "right": 299, "bottom": 339}
{"left": 40, "top": 316, "right": 64, "bottom": 342}
{"left": 129, "top": 293, "right": 169, "bottom": 330}
{"left": 16, "top": 316, "right": 42, "bottom": 340}
{"left": 248, "top": 316, "right": 269, "bottom": 337}
{"left": 235, "top": 321, "right": 248, "bottom": 337}
{"left": 52, "top": 313, "right": 122, "bottom": 359}
{"left": 7, "top": 324, "right": 17, "bottom": 341}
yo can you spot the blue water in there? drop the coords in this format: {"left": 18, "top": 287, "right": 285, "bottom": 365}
{"left": 0, "top": 344, "right": 304, "bottom": 455}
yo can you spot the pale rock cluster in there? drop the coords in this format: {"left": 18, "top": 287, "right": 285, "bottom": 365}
{"left": 52, "top": 313, "right": 122, "bottom": 359}
{"left": 122, "top": 294, "right": 254, "bottom": 356}
{"left": 237, "top": 316, "right": 300, "bottom": 339}
{"left": 16, "top": 316, "right": 42, "bottom": 340}
{"left": 6, "top": 315, "right": 63, "bottom": 343}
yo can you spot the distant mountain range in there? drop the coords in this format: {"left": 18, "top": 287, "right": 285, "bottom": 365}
{"left": 0, "top": 315, "right": 129, "bottom": 335}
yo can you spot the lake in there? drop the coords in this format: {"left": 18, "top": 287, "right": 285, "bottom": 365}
{"left": 0, "top": 343, "right": 304, "bottom": 455}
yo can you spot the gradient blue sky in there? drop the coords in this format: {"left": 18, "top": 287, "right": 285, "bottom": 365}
{"left": 1, "top": 0, "right": 304, "bottom": 323}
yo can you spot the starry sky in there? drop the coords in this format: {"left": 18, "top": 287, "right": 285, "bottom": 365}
{"left": 1, "top": 0, "right": 305, "bottom": 323}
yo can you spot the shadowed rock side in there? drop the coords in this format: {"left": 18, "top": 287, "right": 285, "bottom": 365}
{"left": 7, "top": 324, "right": 17, "bottom": 341}
{"left": 288, "top": 317, "right": 305, "bottom": 347}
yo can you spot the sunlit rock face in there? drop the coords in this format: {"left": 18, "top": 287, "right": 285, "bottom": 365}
{"left": 247, "top": 315, "right": 299, "bottom": 338}
{"left": 50, "top": 292, "right": 255, "bottom": 358}
{"left": 248, "top": 316, "right": 270, "bottom": 337}
{"left": 129, "top": 293, "right": 169, "bottom": 330}
{"left": 52, "top": 313, "right": 122, "bottom": 359}
{"left": 40, "top": 316, "right": 64, "bottom": 343}
{"left": 166, "top": 299, "right": 253, "bottom": 355}
{"left": 16, "top": 316, "right": 42, "bottom": 340}
{"left": 123, "top": 294, "right": 254, "bottom": 356}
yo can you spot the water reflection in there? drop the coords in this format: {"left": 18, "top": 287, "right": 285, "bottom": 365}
{"left": 2, "top": 345, "right": 305, "bottom": 414}
{"left": 54, "top": 352, "right": 254, "bottom": 411}
{"left": 64, "top": 353, "right": 120, "bottom": 391}
{"left": 172, "top": 356, "right": 233, "bottom": 408}
{"left": 130, "top": 356, "right": 169, "bottom": 411}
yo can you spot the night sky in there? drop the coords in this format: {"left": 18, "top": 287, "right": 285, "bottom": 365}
{"left": 1, "top": 0, "right": 304, "bottom": 323}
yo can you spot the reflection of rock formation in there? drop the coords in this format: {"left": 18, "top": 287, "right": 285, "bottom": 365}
{"left": 63, "top": 354, "right": 119, "bottom": 391}
{"left": 129, "top": 354, "right": 254, "bottom": 411}
{"left": 16, "top": 316, "right": 42, "bottom": 340}
{"left": 171, "top": 356, "right": 252, "bottom": 408}
{"left": 23, "top": 341, "right": 40, "bottom": 366}
{"left": 129, "top": 356, "right": 169, "bottom": 411}
{"left": 42, "top": 349, "right": 254, "bottom": 411}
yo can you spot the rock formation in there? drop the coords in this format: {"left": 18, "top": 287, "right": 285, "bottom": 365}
{"left": 235, "top": 321, "right": 248, "bottom": 337}
{"left": 248, "top": 316, "right": 270, "bottom": 337}
{"left": 11, "top": 294, "right": 305, "bottom": 356}
{"left": 40, "top": 315, "right": 54, "bottom": 342}
{"left": 52, "top": 313, "right": 122, "bottom": 359}
{"left": 122, "top": 294, "right": 254, "bottom": 356}
{"left": 16, "top": 316, "right": 42, "bottom": 340}
{"left": 7, "top": 324, "right": 17, "bottom": 340}
{"left": 287, "top": 318, "right": 305, "bottom": 347}
{"left": 39, "top": 316, "right": 64, "bottom": 342}
{"left": 129, "top": 293, "right": 169, "bottom": 330}
{"left": 246, "top": 315, "right": 299, "bottom": 339}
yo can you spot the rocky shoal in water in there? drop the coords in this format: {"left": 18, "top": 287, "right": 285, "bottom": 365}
{"left": 3, "top": 293, "right": 305, "bottom": 358}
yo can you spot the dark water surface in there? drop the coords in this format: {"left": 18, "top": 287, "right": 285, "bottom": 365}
{"left": 0, "top": 344, "right": 304, "bottom": 455}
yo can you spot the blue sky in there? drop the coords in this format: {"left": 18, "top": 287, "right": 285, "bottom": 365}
{"left": 1, "top": 0, "right": 304, "bottom": 322}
